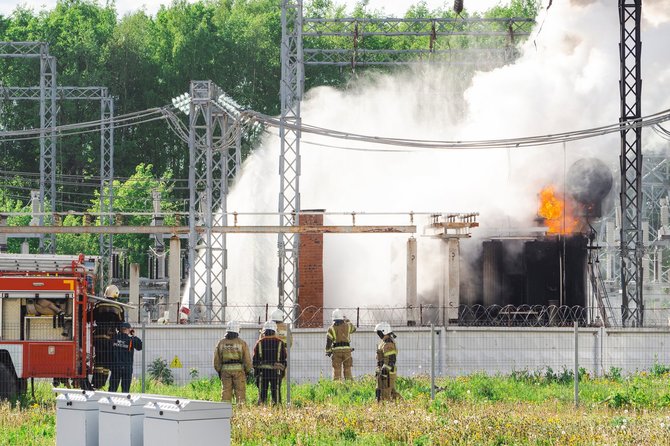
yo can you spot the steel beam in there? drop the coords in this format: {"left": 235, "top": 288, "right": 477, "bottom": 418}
{"left": 302, "top": 17, "right": 533, "bottom": 67}
{"left": 0, "top": 225, "right": 417, "bottom": 234}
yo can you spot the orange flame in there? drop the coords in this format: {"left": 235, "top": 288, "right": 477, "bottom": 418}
{"left": 538, "top": 186, "right": 579, "bottom": 234}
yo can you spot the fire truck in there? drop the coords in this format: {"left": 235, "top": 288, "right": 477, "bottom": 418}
{"left": 0, "top": 253, "right": 99, "bottom": 399}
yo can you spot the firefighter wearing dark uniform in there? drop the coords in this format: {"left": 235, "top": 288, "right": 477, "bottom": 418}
{"left": 375, "top": 322, "right": 399, "bottom": 401}
{"left": 264, "top": 308, "right": 292, "bottom": 403}
{"left": 252, "top": 320, "right": 287, "bottom": 405}
{"left": 109, "top": 322, "right": 142, "bottom": 393}
{"left": 214, "top": 321, "right": 252, "bottom": 404}
{"left": 92, "top": 284, "right": 125, "bottom": 389}
{"left": 325, "top": 309, "right": 356, "bottom": 380}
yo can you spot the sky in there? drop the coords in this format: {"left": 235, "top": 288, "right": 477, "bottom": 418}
{"left": 0, "top": 0, "right": 509, "bottom": 17}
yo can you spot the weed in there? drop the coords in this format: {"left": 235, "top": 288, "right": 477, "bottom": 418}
{"left": 650, "top": 359, "right": 670, "bottom": 377}
{"left": 147, "top": 357, "right": 174, "bottom": 385}
{"left": 605, "top": 366, "right": 622, "bottom": 381}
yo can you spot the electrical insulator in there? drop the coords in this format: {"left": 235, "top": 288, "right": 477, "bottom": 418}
{"left": 454, "top": 0, "right": 463, "bottom": 14}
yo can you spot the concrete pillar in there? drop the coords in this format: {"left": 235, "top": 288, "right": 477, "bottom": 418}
{"left": 30, "top": 190, "right": 40, "bottom": 226}
{"left": 169, "top": 236, "right": 181, "bottom": 323}
{"left": 446, "top": 238, "right": 460, "bottom": 321}
{"left": 406, "top": 237, "right": 418, "bottom": 325}
{"left": 21, "top": 241, "right": 29, "bottom": 254}
{"left": 129, "top": 263, "right": 140, "bottom": 324}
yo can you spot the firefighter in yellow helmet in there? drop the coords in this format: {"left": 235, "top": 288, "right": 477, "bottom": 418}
{"left": 375, "top": 322, "right": 400, "bottom": 401}
{"left": 214, "top": 321, "right": 252, "bottom": 404}
{"left": 325, "top": 309, "right": 357, "bottom": 380}
{"left": 91, "top": 284, "right": 124, "bottom": 389}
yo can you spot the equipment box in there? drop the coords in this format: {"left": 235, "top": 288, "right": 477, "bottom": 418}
{"left": 143, "top": 397, "right": 232, "bottom": 446}
{"left": 1, "top": 298, "right": 21, "bottom": 340}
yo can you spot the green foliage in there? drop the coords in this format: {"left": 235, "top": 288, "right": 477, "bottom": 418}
{"left": 147, "top": 356, "right": 175, "bottom": 385}
{"left": 650, "top": 359, "right": 670, "bottom": 376}
{"left": 605, "top": 366, "right": 623, "bottom": 382}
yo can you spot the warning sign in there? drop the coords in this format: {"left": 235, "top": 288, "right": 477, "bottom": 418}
{"left": 170, "top": 355, "right": 183, "bottom": 368}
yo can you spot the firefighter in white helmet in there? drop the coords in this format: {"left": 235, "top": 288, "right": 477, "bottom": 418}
{"left": 325, "top": 309, "right": 357, "bottom": 380}
{"left": 91, "top": 284, "right": 124, "bottom": 389}
{"left": 214, "top": 321, "right": 252, "bottom": 404}
{"left": 262, "top": 308, "right": 292, "bottom": 403}
{"left": 252, "top": 320, "right": 287, "bottom": 404}
{"left": 375, "top": 321, "right": 400, "bottom": 401}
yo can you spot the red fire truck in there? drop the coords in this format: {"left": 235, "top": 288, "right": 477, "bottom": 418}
{"left": 0, "top": 253, "right": 98, "bottom": 399}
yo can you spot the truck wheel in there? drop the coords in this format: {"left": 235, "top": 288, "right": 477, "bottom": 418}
{"left": 0, "top": 363, "right": 18, "bottom": 400}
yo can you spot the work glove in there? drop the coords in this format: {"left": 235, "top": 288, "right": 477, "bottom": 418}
{"left": 325, "top": 351, "right": 332, "bottom": 357}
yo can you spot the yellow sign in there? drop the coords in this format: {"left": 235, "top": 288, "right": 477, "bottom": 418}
{"left": 170, "top": 356, "right": 183, "bottom": 368}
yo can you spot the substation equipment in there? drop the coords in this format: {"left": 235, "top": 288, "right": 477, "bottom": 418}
{"left": 0, "top": 1, "right": 659, "bottom": 328}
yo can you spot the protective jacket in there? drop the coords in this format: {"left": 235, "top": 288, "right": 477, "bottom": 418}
{"left": 111, "top": 332, "right": 142, "bottom": 367}
{"left": 214, "top": 336, "right": 252, "bottom": 374}
{"left": 376, "top": 336, "right": 397, "bottom": 373}
{"left": 325, "top": 320, "right": 356, "bottom": 354}
{"left": 253, "top": 335, "right": 287, "bottom": 370}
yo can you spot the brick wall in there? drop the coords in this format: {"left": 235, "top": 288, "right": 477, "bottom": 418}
{"left": 298, "top": 211, "right": 324, "bottom": 327}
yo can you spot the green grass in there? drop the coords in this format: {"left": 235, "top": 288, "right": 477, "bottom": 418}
{"left": 3, "top": 370, "right": 670, "bottom": 445}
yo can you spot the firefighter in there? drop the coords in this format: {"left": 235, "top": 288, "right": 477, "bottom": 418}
{"left": 325, "top": 309, "right": 357, "bottom": 380}
{"left": 91, "top": 284, "right": 125, "bottom": 389}
{"left": 214, "top": 321, "right": 252, "bottom": 405}
{"left": 266, "top": 308, "right": 292, "bottom": 402}
{"left": 252, "top": 320, "right": 287, "bottom": 405}
{"left": 375, "top": 322, "right": 400, "bottom": 402}
{"left": 109, "top": 322, "right": 142, "bottom": 393}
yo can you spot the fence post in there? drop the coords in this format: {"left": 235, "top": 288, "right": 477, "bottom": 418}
{"left": 430, "top": 323, "right": 435, "bottom": 400}
{"left": 141, "top": 322, "right": 146, "bottom": 393}
{"left": 286, "top": 324, "right": 291, "bottom": 406}
{"left": 574, "top": 320, "right": 579, "bottom": 407}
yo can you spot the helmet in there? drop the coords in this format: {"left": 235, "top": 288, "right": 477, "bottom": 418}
{"left": 119, "top": 322, "right": 131, "bottom": 329}
{"left": 104, "top": 285, "right": 120, "bottom": 299}
{"left": 270, "top": 308, "right": 284, "bottom": 322}
{"left": 263, "top": 320, "right": 277, "bottom": 332}
{"left": 331, "top": 309, "right": 344, "bottom": 321}
{"left": 227, "top": 321, "right": 240, "bottom": 334}
{"left": 375, "top": 322, "right": 392, "bottom": 336}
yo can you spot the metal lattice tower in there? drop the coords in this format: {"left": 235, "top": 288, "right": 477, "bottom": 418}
{"left": 186, "top": 80, "right": 228, "bottom": 322}
{"left": 0, "top": 84, "right": 115, "bottom": 286}
{"left": 619, "top": 0, "right": 643, "bottom": 326}
{"left": 278, "top": 0, "right": 304, "bottom": 321}
{"left": 0, "top": 42, "right": 57, "bottom": 253}
{"left": 99, "top": 90, "right": 114, "bottom": 289}
{"left": 39, "top": 53, "right": 57, "bottom": 253}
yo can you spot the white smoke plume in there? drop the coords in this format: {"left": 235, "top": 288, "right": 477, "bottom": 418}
{"left": 219, "top": 0, "right": 670, "bottom": 312}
